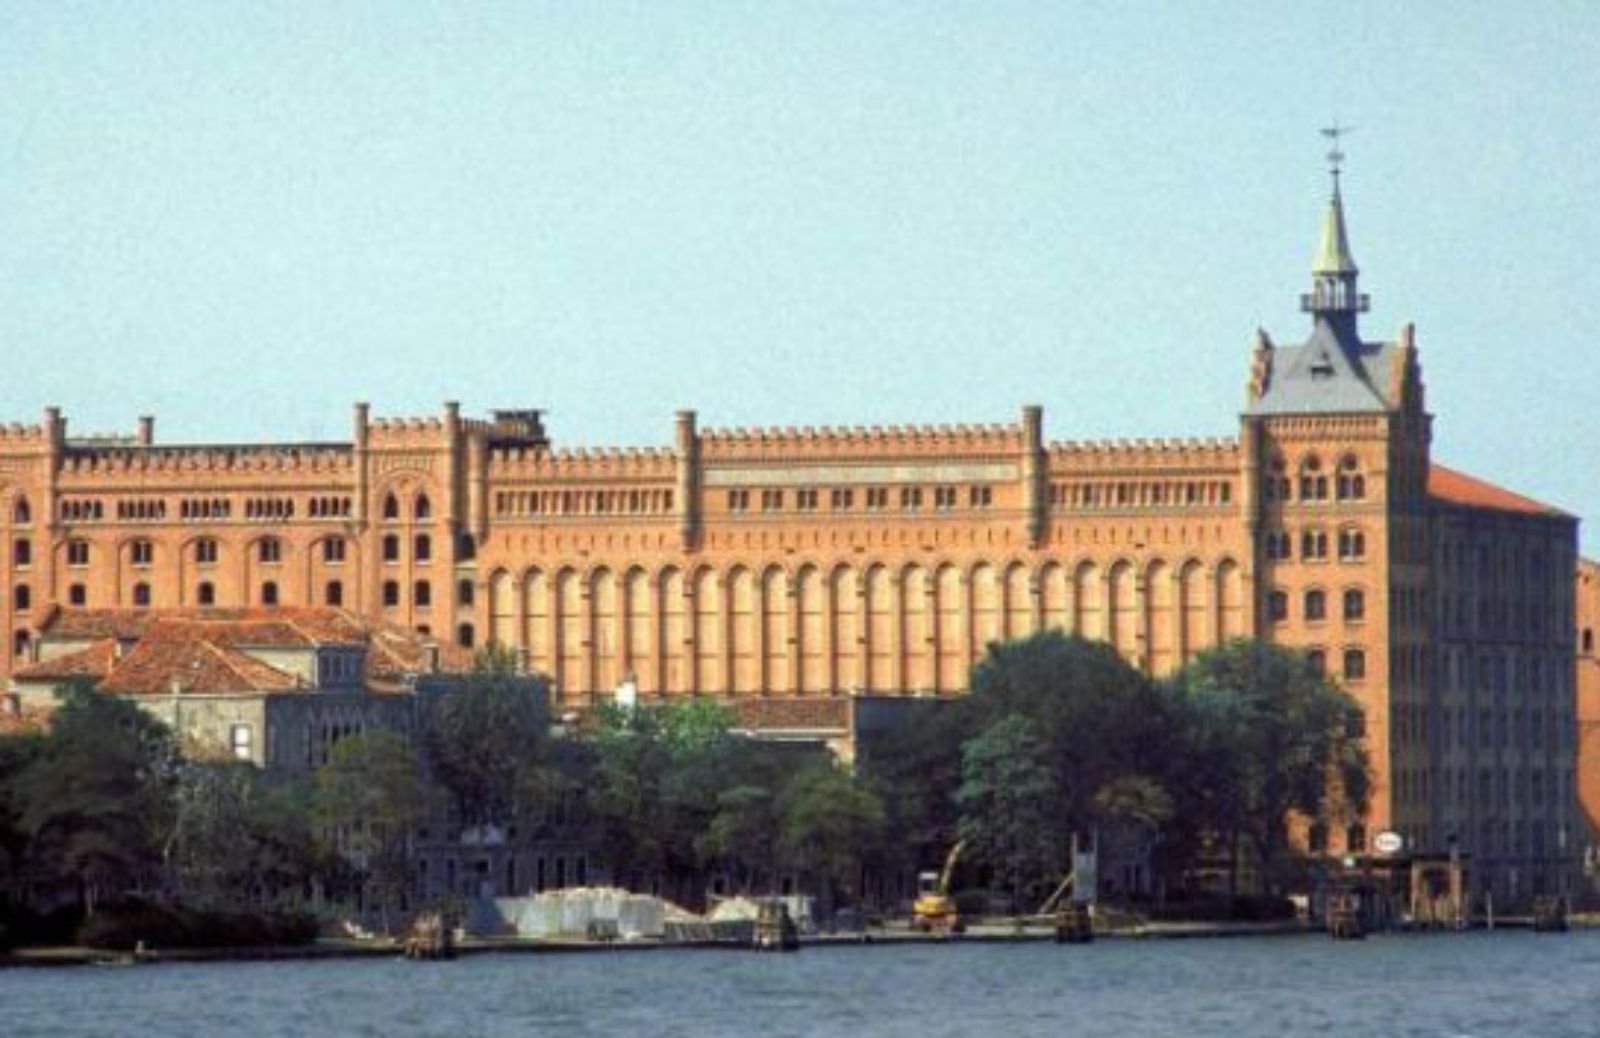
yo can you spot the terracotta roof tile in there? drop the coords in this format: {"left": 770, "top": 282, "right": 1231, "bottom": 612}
{"left": 11, "top": 640, "right": 120, "bottom": 683}
{"left": 98, "top": 619, "right": 303, "bottom": 696}
{"left": 1429, "top": 463, "right": 1568, "bottom": 518}
{"left": 733, "top": 697, "right": 851, "bottom": 732}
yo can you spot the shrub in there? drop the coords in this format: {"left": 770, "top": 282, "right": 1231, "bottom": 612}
{"left": 77, "top": 901, "right": 319, "bottom": 951}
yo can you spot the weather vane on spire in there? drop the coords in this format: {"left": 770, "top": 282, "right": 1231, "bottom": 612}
{"left": 1321, "top": 122, "right": 1353, "bottom": 188}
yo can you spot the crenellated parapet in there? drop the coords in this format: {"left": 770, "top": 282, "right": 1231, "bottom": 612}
{"left": 699, "top": 421, "right": 1024, "bottom": 461}
{"left": 58, "top": 444, "right": 356, "bottom": 478}
{"left": 1046, "top": 436, "right": 1241, "bottom": 475}
{"left": 487, "top": 444, "right": 678, "bottom": 481}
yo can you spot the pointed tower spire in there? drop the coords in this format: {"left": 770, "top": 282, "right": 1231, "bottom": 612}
{"left": 1301, "top": 125, "right": 1369, "bottom": 329}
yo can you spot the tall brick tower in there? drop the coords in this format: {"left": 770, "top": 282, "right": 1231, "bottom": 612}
{"left": 1242, "top": 141, "right": 1432, "bottom": 852}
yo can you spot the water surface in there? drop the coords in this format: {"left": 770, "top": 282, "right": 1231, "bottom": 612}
{"left": 6, "top": 931, "right": 1600, "bottom": 1037}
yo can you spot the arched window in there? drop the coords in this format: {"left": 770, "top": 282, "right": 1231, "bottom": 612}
{"left": 325, "top": 580, "right": 344, "bottom": 607}
{"left": 1336, "top": 455, "right": 1366, "bottom": 500}
{"left": 1304, "top": 589, "right": 1327, "bottom": 621}
{"left": 12, "top": 497, "right": 30, "bottom": 524}
{"left": 322, "top": 538, "right": 346, "bottom": 564}
{"left": 198, "top": 581, "right": 216, "bottom": 607}
{"left": 457, "top": 622, "right": 475, "bottom": 649}
{"left": 67, "top": 540, "right": 90, "bottom": 567}
{"left": 68, "top": 583, "right": 86, "bottom": 607}
{"left": 414, "top": 534, "right": 431, "bottom": 562}
{"left": 414, "top": 580, "right": 432, "bottom": 607}
{"left": 382, "top": 534, "right": 400, "bottom": 562}
{"left": 1268, "top": 590, "right": 1288, "bottom": 622}
{"left": 1343, "top": 589, "right": 1365, "bottom": 621}
{"left": 1343, "top": 649, "right": 1366, "bottom": 681}
{"left": 195, "top": 538, "right": 218, "bottom": 565}
{"left": 382, "top": 580, "right": 400, "bottom": 608}
{"left": 13, "top": 584, "right": 30, "bottom": 612}
{"left": 457, "top": 579, "right": 474, "bottom": 607}
{"left": 261, "top": 581, "right": 279, "bottom": 606}
{"left": 1338, "top": 528, "right": 1366, "bottom": 560}
{"left": 458, "top": 534, "right": 477, "bottom": 561}
{"left": 258, "top": 537, "right": 282, "bottom": 564}
{"left": 382, "top": 493, "right": 400, "bottom": 521}
{"left": 132, "top": 582, "right": 152, "bottom": 607}
{"left": 130, "top": 539, "right": 154, "bottom": 567}
{"left": 12, "top": 538, "right": 30, "bottom": 567}
{"left": 1306, "top": 649, "right": 1326, "bottom": 674}
{"left": 414, "top": 494, "right": 432, "bottom": 520}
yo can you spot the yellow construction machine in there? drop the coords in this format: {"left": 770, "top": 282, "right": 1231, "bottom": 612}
{"left": 911, "top": 841, "right": 966, "bottom": 933}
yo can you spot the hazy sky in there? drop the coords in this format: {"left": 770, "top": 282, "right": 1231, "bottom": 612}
{"left": 2, "top": 3, "right": 1597, "bottom": 548}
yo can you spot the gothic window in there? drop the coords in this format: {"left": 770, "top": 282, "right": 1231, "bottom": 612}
{"left": 1336, "top": 455, "right": 1366, "bottom": 500}
{"left": 1343, "top": 589, "right": 1365, "bottom": 621}
{"left": 457, "top": 579, "right": 474, "bottom": 607}
{"left": 322, "top": 538, "right": 346, "bottom": 564}
{"left": 261, "top": 581, "right": 279, "bottom": 606}
{"left": 1305, "top": 589, "right": 1327, "bottom": 621}
{"left": 458, "top": 534, "right": 477, "bottom": 561}
{"left": 198, "top": 581, "right": 215, "bottom": 606}
{"left": 67, "top": 540, "right": 90, "bottom": 567}
{"left": 325, "top": 580, "right": 343, "bottom": 607}
{"left": 130, "top": 539, "right": 154, "bottom": 567}
{"left": 457, "top": 623, "right": 475, "bottom": 649}
{"left": 1344, "top": 649, "right": 1366, "bottom": 681}
{"left": 414, "top": 494, "right": 432, "bottom": 520}
{"left": 414, "top": 534, "right": 431, "bottom": 562}
{"left": 1268, "top": 590, "right": 1289, "bottom": 622}
{"left": 1338, "top": 528, "right": 1366, "bottom": 560}
{"left": 12, "top": 538, "right": 30, "bottom": 568}
{"left": 382, "top": 493, "right": 400, "bottom": 521}
{"left": 414, "top": 580, "right": 432, "bottom": 607}
{"left": 12, "top": 497, "right": 30, "bottom": 524}
{"left": 1301, "top": 529, "right": 1328, "bottom": 560}
{"left": 258, "top": 537, "right": 282, "bottom": 564}
{"left": 196, "top": 538, "right": 219, "bottom": 565}
{"left": 383, "top": 580, "right": 400, "bottom": 608}
{"left": 1265, "top": 530, "right": 1291, "bottom": 561}
{"left": 132, "top": 582, "right": 152, "bottom": 607}
{"left": 68, "top": 583, "right": 86, "bottom": 607}
{"left": 383, "top": 534, "right": 400, "bottom": 562}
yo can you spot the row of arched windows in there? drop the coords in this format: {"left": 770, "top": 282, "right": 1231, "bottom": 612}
{"left": 382, "top": 492, "right": 431, "bottom": 521}
{"left": 1265, "top": 452, "right": 1368, "bottom": 504}
{"left": 1268, "top": 587, "right": 1365, "bottom": 623}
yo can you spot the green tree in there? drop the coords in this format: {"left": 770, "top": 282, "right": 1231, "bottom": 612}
{"left": 424, "top": 647, "right": 549, "bottom": 828}
{"left": 14, "top": 680, "right": 176, "bottom": 914}
{"left": 956, "top": 714, "right": 1061, "bottom": 910}
{"left": 1170, "top": 640, "right": 1371, "bottom": 893}
{"left": 698, "top": 784, "right": 780, "bottom": 893}
{"left": 778, "top": 760, "right": 885, "bottom": 915}
{"left": 314, "top": 730, "right": 429, "bottom": 928}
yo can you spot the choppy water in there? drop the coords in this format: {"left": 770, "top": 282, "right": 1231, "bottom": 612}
{"left": 6, "top": 931, "right": 1600, "bottom": 1037}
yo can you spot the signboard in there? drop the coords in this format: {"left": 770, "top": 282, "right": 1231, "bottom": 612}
{"left": 1373, "top": 830, "right": 1404, "bottom": 855}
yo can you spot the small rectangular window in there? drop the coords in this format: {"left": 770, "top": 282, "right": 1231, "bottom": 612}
{"left": 230, "top": 724, "right": 253, "bottom": 762}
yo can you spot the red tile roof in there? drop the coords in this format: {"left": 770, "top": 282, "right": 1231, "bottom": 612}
{"left": 24, "top": 607, "right": 469, "bottom": 697}
{"left": 97, "top": 619, "right": 304, "bottom": 696}
{"left": 11, "top": 640, "right": 120, "bottom": 684}
{"left": 733, "top": 697, "right": 851, "bottom": 732}
{"left": 1429, "top": 463, "right": 1568, "bottom": 518}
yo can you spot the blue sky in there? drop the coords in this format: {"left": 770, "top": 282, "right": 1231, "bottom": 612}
{"left": 2, "top": 3, "right": 1597, "bottom": 548}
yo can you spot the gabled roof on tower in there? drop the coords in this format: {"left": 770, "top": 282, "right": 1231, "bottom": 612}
{"left": 1245, "top": 322, "right": 1394, "bottom": 415}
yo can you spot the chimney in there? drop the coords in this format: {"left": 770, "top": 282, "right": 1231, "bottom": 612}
{"left": 136, "top": 415, "right": 155, "bottom": 446}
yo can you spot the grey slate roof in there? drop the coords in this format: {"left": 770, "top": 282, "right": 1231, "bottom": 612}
{"left": 1246, "top": 319, "right": 1393, "bottom": 416}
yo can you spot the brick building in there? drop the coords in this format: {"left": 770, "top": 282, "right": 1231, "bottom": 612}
{"left": 0, "top": 173, "right": 1584, "bottom": 899}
